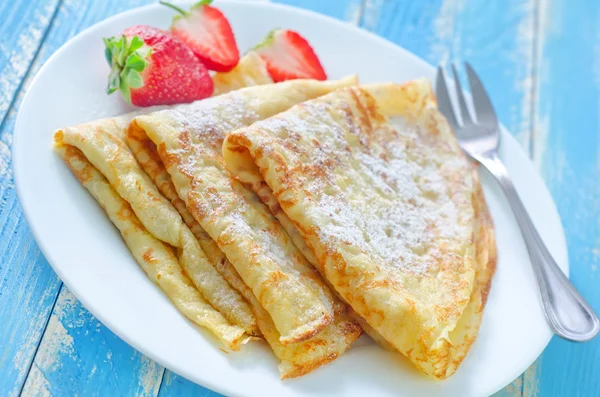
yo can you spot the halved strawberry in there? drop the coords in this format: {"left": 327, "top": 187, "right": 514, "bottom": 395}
{"left": 160, "top": 0, "right": 240, "bottom": 72}
{"left": 253, "top": 29, "right": 327, "bottom": 82}
{"left": 103, "top": 25, "right": 213, "bottom": 107}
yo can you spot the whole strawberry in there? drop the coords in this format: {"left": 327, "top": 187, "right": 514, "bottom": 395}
{"left": 161, "top": 0, "right": 240, "bottom": 72}
{"left": 103, "top": 25, "right": 213, "bottom": 107}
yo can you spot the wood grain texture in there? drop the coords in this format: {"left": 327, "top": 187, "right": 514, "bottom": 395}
{"left": 0, "top": 207, "right": 61, "bottom": 397}
{"left": 0, "top": 0, "right": 60, "bottom": 125}
{"left": 21, "top": 287, "right": 164, "bottom": 396}
{"left": 0, "top": 2, "right": 62, "bottom": 396}
{"left": 531, "top": 0, "right": 600, "bottom": 396}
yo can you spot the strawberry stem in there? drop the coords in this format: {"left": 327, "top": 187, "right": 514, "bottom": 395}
{"left": 253, "top": 29, "right": 280, "bottom": 50}
{"left": 159, "top": 1, "right": 189, "bottom": 16}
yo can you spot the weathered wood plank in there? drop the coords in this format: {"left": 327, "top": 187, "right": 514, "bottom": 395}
{"left": 361, "top": 0, "right": 537, "bottom": 395}
{"left": 0, "top": 2, "right": 62, "bottom": 396}
{"left": 21, "top": 287, "right": 164, "bottom": 396}
{"left": 0, "top": 0, "right": 60, "bottom": 126}
{"left": 531, "top": 1, "right": 600, "bottom": 396}
{"left": 7, "top": 1, "right": 165, "bottom": 396}
{"left": 0, "top": 203, "right": 62, "bottom": 397}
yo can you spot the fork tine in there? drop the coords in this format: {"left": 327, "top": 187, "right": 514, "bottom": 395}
{"left": 465, "top": 62, "right": 498, "bottom": 126}
{"left": 451, "top": 64, "right": 474, "bottom": 125}
{"left": 435, "top": 66, "right": 460, "bottom": 130}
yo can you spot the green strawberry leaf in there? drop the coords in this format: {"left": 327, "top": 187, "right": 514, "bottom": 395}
{"left": 128, "top": 36, "right": 144, "bottom": 52}
{"left": 103, "top": 38, "right": 113, "bottom": 65}
{"left": 193, "top": 0, "right": 213, "bottom": 7}
{"left": 106, "top": 69, "right": 120, "bottom": 94}
{"left": 117, "top": 36, "right": 128, "bottom": 65}
{"left": 123, "top": 69, "right": 143, "bottom": 89}
{"left": 125, "top": 53, "right": 147, "bottom": 72}
{"left": 104, "top": 47, "right": 112, "bottom": 66}
{"left": 119, "top": 79, "right": 132, "bottom": 104}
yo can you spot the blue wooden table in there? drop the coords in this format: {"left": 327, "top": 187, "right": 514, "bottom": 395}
{"left": 1, "top": 0, "right": 597, "bottom": 395}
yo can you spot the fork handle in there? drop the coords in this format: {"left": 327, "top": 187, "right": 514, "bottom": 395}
{"left": 479, "top": 153, "right": 599, "bottom": 342}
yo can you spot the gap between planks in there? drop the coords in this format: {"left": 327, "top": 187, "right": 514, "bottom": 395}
{"left": 17, "top": 284, "right": 64, "bottom": 396}
{"left": 0, "top": 1, "right": 65, "bottom": 395}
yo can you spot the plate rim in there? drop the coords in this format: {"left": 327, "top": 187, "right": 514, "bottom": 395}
{"left": 12, "top": 1, "right": 567, "bottom": 396}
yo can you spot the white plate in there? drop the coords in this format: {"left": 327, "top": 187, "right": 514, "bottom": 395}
{"left": 13, "top": 2, "right": 567, "bottom": 396}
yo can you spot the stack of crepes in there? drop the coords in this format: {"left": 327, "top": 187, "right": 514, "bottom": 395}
{"left": 54, "top": 53, "right": 362, "bottom": 379}
{"left": 221, "top": 80, "right": 496, "bottom": 379}
{"left": 54, "top": 52, "right": 495, "bottom": 380}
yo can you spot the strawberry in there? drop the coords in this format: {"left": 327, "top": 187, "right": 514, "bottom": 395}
{"left": 253, "top": 29, "right": 327, "bottom": 82}
{"left": 103, "top": 25, "right": 213, "bottom": 107}
{"left": 160, "top": 0, "right": 240, "bottom": 72}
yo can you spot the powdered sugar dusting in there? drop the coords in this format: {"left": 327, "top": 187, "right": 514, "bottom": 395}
{"left": 313, "top": 145, "right": 467, "bottom": 274}
{"left": 166, "top": 93, "right": 261, "bottom": 209}
{"left": 255, "top": 94, "right": 473, "bottom": 275}
{"left": 171, "top": 93, "right": 259, "bottom": 149}
{"left": 155, "top": 92, "right": 335, "bottom": 320}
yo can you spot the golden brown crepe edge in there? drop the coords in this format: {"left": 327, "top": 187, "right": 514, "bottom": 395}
{"left": 53, "top": 133, "right": 249, "bottom": 350}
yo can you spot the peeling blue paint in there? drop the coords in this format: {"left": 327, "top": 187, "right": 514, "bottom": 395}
{"left": 534, "top": 1, "right": 600, "bottom": 396}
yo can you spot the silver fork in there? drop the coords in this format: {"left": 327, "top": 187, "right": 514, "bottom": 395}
{"left": 436, "top": 63, "right": 599, "bottom": 342}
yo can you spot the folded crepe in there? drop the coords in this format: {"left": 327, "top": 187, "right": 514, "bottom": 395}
{"left": 129, "top": 77, "right": 358, "bottom": 346}
{"left": 54, "top": 141, "right": 248, "bottom": 349}
{"left": 216, "top": 254, "right": 361, "bottom": 378}
{"left": 222, "top": 80, "right": 497, "bottom": 379}
{"left": 52, "top": 54, "right": 273, "bottom": 348}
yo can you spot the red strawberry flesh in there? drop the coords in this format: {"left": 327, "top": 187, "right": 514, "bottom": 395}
{"left": 161, "top": 1, "right": 240, "bottom": 72}
{"left": 254, "top": 29, "right": 326, "bottom": 82}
